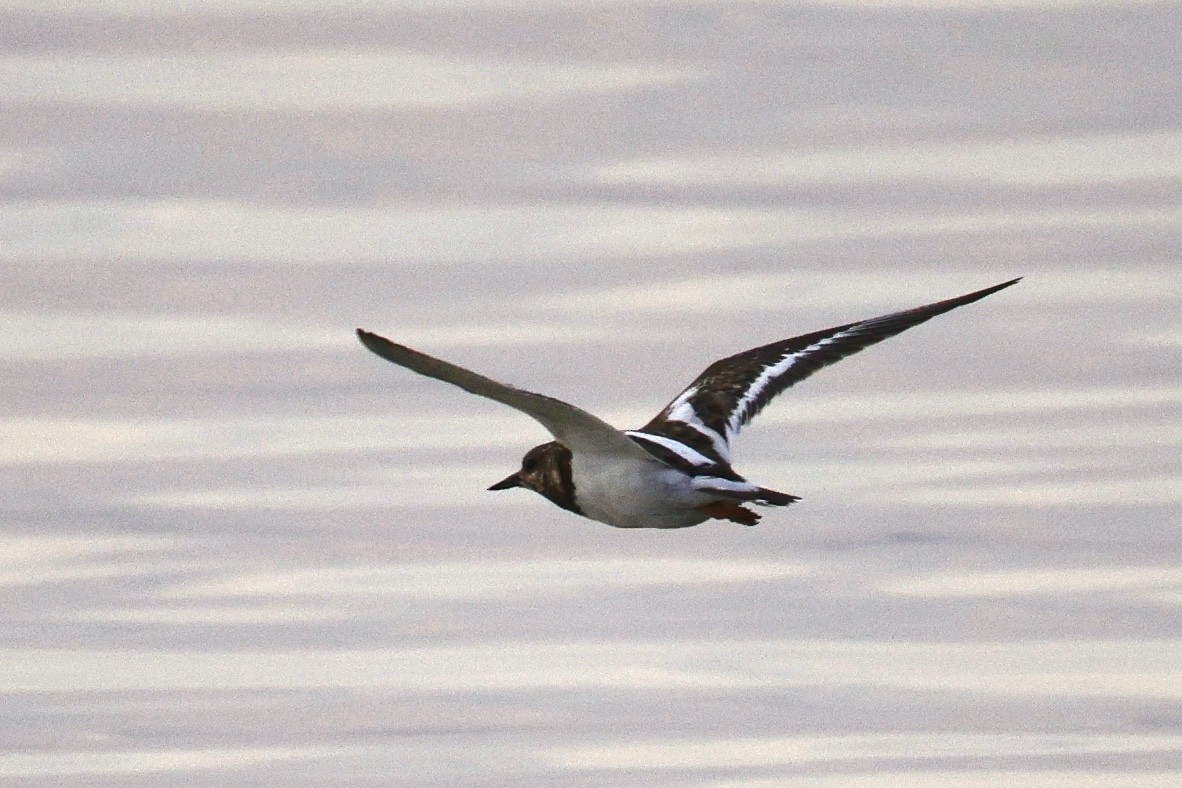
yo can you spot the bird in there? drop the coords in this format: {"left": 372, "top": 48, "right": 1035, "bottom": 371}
{"left": 357, "top": 277, "right": 1019, "bottom": 529}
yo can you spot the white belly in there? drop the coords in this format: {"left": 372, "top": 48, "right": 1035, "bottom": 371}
{"left": 570, "top": 453, "right": 712, "bottom": 529}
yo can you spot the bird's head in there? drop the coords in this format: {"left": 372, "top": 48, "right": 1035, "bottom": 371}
{"left": 488, "top": 441, "right": 580, "bottom": 513}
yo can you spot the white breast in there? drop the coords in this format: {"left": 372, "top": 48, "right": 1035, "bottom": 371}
{"left": 569, "top": 453, "right": 712, "bottom": 529}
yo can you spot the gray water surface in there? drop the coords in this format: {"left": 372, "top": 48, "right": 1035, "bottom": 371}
{"left": 3, "top": 1, "right": 1181, "bottom": 785}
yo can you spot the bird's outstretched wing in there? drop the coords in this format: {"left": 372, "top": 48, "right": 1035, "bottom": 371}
{"left": 631, "top": 278, "right": 1021, "bottom": 465}
{"left": 356, "top": 329, "right": 653, "bottom": 460}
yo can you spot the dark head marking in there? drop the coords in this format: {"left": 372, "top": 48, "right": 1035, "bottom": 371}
{"left": 487, "top": 441, "right": 581, "bottom": 515}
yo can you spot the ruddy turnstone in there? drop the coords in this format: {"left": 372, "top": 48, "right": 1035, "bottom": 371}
{"left": 358, "top": 277, "right": 1019, "bottom": 528}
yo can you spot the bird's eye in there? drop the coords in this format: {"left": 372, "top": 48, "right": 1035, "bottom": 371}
{"left": 522, "top": 458, "right": 538, "bottom": 472}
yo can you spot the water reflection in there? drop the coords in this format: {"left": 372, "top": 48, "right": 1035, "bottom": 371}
{"left": 885, "top": 566, "right": 1182, "bottom": 598}
{"left": 554, "top": 732, "right": 1182, "bottom": 771}
{"left": 7, "top": 639, "right": 1182, "bottom": 694}
{"left": 582, "top": 130, "right": 1182, "bottom": 188}
{"left": 164, "top": 558, "right": 812, "bottom": 599}
{"left": 0, "top": 746, "right": 348, "bottom": 779}
{"left": 0, "top": 51, "right": 698, "bottom": 111}
{"left": 0, "top": 312, "right": 620, "bottom": 361}
{"left": 5, "top": 201, "right": 1180, "bottom": 263}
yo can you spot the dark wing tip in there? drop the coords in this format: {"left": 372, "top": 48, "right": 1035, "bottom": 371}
{"left": 356, "top": 327, "right": 394, "bottom": 355}
{"left": 880, "top": 277, "right": 1022, "bottom": 325}
{"left": 356, "top": 328, "right": 378, "bottom": 350}
{"left": 356, "top": 328, "right": 417, "bottom": 367}
{"left": 949, "top": 276, "right": 1022, "bottom": 306}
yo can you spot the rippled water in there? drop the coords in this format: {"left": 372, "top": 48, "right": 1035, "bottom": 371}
{"left": 3, "top": 0, "right": 1181, "bottom": 785}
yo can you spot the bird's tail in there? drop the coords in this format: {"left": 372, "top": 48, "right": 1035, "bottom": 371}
{"left": 713, "top": 486, "right": 800, "bottom": 507}
{"left": 753, "top": 487, "right": 801, "bottom": 507}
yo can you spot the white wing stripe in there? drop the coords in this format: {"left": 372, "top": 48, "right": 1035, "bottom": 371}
{"left": 665, "top": 400, "right": 731, "bottom": 461}
{"left": 625, "top": 431, "right": 717, "bottom": 467}
{"left": 665, "top": 386, "right": 698, "bottom": 412}
{"left": 726, "top": 328, "right": 858, "bottom": 436}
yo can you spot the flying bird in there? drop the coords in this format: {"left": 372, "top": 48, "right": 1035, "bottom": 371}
{"left": 357, "top": 278, "right": 1019, "bottom": 529}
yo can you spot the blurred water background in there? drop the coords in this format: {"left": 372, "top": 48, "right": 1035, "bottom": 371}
{"left": 2, "top": 0, "right": 1181, "bottom": 785}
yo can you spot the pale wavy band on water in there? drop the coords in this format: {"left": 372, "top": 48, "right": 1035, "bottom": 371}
{"left": 5, "top": 202, "right": 1181, "bottom": 264}
{"left": 4, "top": 639, "right": 1180, "bottom": 693}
